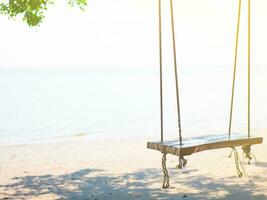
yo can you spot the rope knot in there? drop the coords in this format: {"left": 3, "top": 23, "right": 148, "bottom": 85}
{"left": 176, "top": 155, "right": 187, "bottom": 169}
{"left": 242, "top": 145, "right": 256, "bottom": 164}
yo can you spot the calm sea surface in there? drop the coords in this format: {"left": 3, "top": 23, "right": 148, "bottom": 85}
{"left": 0, "top": 67, "right": 266, "bottom": 146}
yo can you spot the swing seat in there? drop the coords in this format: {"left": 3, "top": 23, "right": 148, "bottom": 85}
{"left": 147, "top": 133, "right": 263, "bottom": 156}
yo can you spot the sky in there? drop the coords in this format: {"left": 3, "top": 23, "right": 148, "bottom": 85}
{"left": 0, "top": 0, "right": 266, "bottom": 68}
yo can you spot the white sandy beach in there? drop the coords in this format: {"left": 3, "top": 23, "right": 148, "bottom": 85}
{"left": 1, "top": 0, "right": 267, "bottom": 198}
{"left": 0, "top": 130, "right": 266, "bottom": 200}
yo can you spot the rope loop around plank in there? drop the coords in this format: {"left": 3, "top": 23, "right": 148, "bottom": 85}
{"left": 177, "top": 156, "right": 187, "bottom": 169}
{"left": 242, "top": 145, "right": 257, "bottom": 164}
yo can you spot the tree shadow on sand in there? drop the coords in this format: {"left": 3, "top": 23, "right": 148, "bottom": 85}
{"left": 1, "top": 166, "right": 267, "bottom": 200}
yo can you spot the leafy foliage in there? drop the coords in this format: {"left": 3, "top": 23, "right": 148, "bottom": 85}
{"left": 0, "top": 0, "right": 87, "bottom": 26}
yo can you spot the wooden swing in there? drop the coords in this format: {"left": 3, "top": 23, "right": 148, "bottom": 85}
{"left": 147, "top": 0, "right": 263, "bottom": 189}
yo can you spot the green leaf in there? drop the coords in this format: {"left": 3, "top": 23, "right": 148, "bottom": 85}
{"left": 0, "top": 0, "right": 87, "bottom": 26}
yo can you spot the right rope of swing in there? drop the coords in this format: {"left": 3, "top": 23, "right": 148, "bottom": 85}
{"left": 228, "top": 0, "right": 253, "bottom": 177}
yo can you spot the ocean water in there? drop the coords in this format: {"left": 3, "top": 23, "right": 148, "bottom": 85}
{"left": 0, "top": 67, "right": 266, "bottom": 146}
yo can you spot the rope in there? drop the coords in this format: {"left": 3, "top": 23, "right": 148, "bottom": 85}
{"left": 158, "top": 0, "right": 164, "bottom": 142}
{"left": 228, "top": 0, "right": 242, "bottom": 139}
{"left": 176, "top": 156, "right": 187, "bottom": 169}
{"left": 229, "top": 146, "right": 255, "bottom": 181}
{"left": 228, "top": 147, "right": 244, "bottom": 177}
{"left": 242, "top": 145, "right": 256, "bottom": 164}
{"left": 161, "top": 153, "right": 170, "bottom": 189}
{"left": 170, "top": 0, "right": 182, "bottom": 145}
{"left": 248, "top": 0, "right": 251, "bottom": 138}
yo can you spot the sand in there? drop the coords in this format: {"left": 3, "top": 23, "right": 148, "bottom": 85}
{"left": 0, "top": 131, "right": 266, "bottom": 200}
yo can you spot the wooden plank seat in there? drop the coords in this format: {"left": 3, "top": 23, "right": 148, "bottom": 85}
{"left": 147, "top": 133, "right": 263, "bottom": 157}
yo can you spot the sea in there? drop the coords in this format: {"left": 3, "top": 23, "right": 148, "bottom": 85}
{"left": 0, "top": 66, "right": 266, "bottom": 146}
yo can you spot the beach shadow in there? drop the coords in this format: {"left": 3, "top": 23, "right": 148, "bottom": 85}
{"left": 0, "top": 168, "right": 267, "bottom": 200}
{"left": 255, "top": 162, "right": 267, "bottom": 168}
